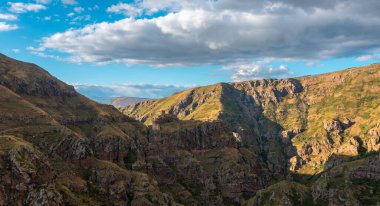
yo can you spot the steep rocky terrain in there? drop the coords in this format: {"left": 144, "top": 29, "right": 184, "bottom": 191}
{"left": 0, "top": 53, "right": 277, "bottom": 205}
{"left": 0, "top": 53, "right": 179, "bottom": 205}
{"left": 123, "top": 63, "right": 380, "bottom": 205}
{"left": 1, "top": 52, "right": 380, "bottom": 205}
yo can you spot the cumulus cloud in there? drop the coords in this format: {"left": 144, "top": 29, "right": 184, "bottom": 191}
{"left": 31, "top": 0, "right": 380, "bottom": 67}
{"left": 227, "top": 62, "right": 294, "bottom": 82}
{"left": 0, "top": 22, "right": 18, "bottom": 31}
{"left": 0, "top": 13, "right": 17, "bottom": 21}
{"left": 72, "top": 83, "right": 192, "bottom": 103}
{"left": 106, "top": 3, "right": 142, "bottom": 17}
{"left": 8, "top": 2, "right": 47, "bottom": 13}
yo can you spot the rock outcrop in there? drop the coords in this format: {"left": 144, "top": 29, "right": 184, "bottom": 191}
{"left": 0, "top": 136, "right": 63, "bottom": 206}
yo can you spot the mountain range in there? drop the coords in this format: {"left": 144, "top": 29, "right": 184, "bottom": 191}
{"left": 1, "top": 53, "right": 380, "bottom": 206}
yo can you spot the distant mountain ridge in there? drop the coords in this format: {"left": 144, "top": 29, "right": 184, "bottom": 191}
{"left": 110, "top": 96, "right": 152, "bottom": 107}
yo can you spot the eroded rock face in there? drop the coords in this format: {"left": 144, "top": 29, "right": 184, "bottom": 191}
{"left": 232, "top": 78, "right": 304, "bottom": 109}
{"left": 92, "top": 135, "right": 132, "bottom": 165}
{"left": 151, "top": 120, "right": 239, "bottom": 150}
{"left": 52, "top": 134, "right": 92, "bottom": 166}
{"left": 246, "top": 181, "right": 314, "bottom": 206}
{"left": 0, "top": 136, "right": 63, "bottom": 206}
{"left": 90, "top": 160, "right": 177, "bottom": 206}
{"left": 311, "top": 153, "right": 380, "bottom": 206}
{"left": 362, "top": 121, "right": 380, "bottom": 152}
{"left": 135, "top": 117, "right": 274, "bottom": 205}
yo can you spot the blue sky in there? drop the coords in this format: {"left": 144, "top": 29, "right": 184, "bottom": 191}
{"left": 1, "top": 0, "right": 380, "bottom": 102}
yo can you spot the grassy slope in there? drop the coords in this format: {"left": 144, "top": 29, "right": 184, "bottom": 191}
{"left": 123, "top": 63, "right": 380, "bottom": 129}
{"left": 0, "top": 85, "right": 58, "bottom": 130}
{"left": 121, "top": 83, "right": 224, "bottom": 125}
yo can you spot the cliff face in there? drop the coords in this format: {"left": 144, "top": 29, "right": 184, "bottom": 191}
{"left": 0, "top": 135, "right": 63, "bottom": 206}
{"left": 139, "top": 117, "right": 273, "bottom": 205}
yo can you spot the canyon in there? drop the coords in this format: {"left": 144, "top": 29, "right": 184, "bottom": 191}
{"left": 1, "top": 53, "right": 380, "bottom": 205}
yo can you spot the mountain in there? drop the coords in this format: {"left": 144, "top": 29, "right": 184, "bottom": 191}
{"left": 0, "top": 53, "right": 179, "bottom": 205}
{"left": 0, "top": 54, "right": 275, "bottom": 205}
{"left": 2, "top": 52, "right": 380, "bottom": 206}
{"left": 110, "top": 97, "right": 152, "bottom": 107}
{"left": 122, "top": 63, "right": 380, "bottom": 205}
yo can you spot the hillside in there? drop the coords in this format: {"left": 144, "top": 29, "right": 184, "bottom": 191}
{"left": 2, "top": 52, "right": 380, "bottom": 206}
{"left": 0, "top": 53, "right": 178, "bottom": 205}
{"left": 122, "top": 63, "right": 380, "bottom": 204}
{"left": 0, "top": 54, "right": 276, "bottom": 205}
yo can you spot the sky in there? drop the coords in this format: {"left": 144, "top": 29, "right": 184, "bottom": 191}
{"left": 1, "top": 0, "right": 380, "bottom": 103}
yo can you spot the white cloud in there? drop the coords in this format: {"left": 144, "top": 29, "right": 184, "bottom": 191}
{"left": 74, "top": 7, "right": 84, "bottom": 13}
{"left": 61, "top": 0, "right": 77, "bottom": 5}
{"left": 31, "top": 0, "right": 380, "bottom": 68}
{"left": 12, "top": 49, "right": 20, "bottom": 53}
{"left": 30, "top": 51, "right": 65, "bottom": 61}
{"left": 356, "top": 54, "right": 380, "bottom": 61}
{"left": 36, "top": 0, "right": 51, "bottom": 4}
{"left": 231, "top": 64, "right": 293, "bottom": 82}
{"left": 67, "top": 12, "right": 74, "bottom": 17}
{"left": 0, "top": 22, "right": 18, "bottom": 31}
{"left": 26, "top": 46, "right": 45, "bottom": 51}
{"left": 8, "top": 2, "right": 47, "bottom": 13}
{"left": 136, "top": 0, "right": 203, "bottom": 14}
{"left": 69, "top": 15, "right": 91, "bottom": 25}
{"left": 0, "top": 13, "right": 18, "bottom": 21}
{"left": 107, "top": 3, "right": 142, "bottom": 17}
{"left": 223, "top": 60, "right": 294, "bottom": 81}
{"left": 28, "top": 50, "right": 83, "bottom": 63}
{"left": 72, "top": 83, "right": 192, "bottom": 103}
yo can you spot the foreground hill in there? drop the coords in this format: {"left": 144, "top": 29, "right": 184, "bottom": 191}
{"left": 0, "top": 53, "right": 177, "bottom": 205}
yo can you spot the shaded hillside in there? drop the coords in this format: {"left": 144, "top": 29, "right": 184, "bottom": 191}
{"left": 0, "top": 53, "right": 177, "bottom": 205}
